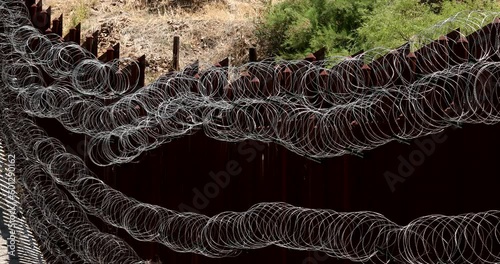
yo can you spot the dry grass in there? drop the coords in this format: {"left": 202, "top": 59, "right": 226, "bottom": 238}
{"left": 44, "top": 0, "right": 275, "bottom": 84}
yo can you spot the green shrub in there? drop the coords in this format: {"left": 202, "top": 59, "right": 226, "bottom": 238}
{"left": 256, "top": 0, "right": 375, "bottom": 59}
{"left": 257, "top": 0, "right": 500, "bottom": 60}
{"left": 67, "top": 0, "right": 97, "bottom": 33}
{"left": 357, "top": 0, "right": 500, "bottom": 52}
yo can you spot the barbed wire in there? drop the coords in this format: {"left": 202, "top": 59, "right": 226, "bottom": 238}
{"left": 1, "top": 0, "right": 500, "bottom": 263}
{"left": 4, "top": 8, "right": 500, "bottom": 165}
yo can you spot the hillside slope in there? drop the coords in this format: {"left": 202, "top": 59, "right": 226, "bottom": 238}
{"left": 44, "top": 0, "right": 274, "bottom": 84}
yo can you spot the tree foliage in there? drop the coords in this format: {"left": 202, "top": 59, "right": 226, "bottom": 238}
{"left": 256, "top": 0, "right": 375, "bottom": 59}
{"left": 357, "top": 0, "right": 500, "bottom": 51}
{"left": 257, "top": 0, "right": 500, "bottom": 59}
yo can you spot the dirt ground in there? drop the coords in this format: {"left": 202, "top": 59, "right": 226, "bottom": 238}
{"left": 44, "top": 0, "right": 277, "bottom": 84}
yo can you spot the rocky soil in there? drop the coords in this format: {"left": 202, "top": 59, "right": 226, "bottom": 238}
{"left": 45, "top": 0, "right": 273, "bottom": 84}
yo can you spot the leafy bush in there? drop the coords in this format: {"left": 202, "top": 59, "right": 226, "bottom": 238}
{"left": 257, "top": 0, "right": 500, "bottom": 59}
{"left": 357, "top": 0, "right": 500, "bottom": 52}
{"left": 256, "top": 0, "right": 375, "bottom": 59}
